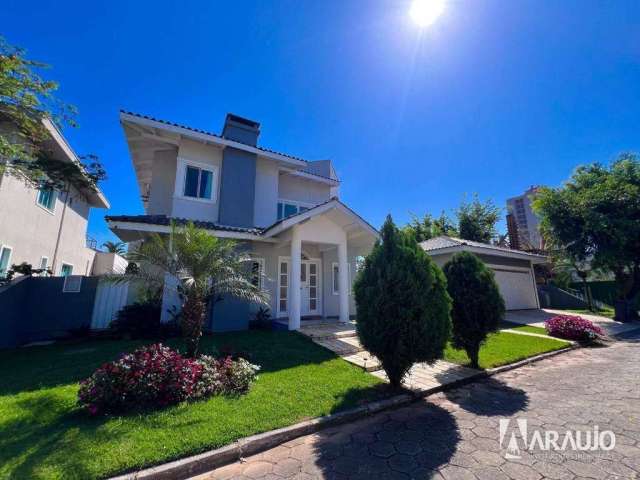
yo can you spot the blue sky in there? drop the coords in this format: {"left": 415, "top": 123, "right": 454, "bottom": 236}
{"left": 3, "top": 0, "right": 640, "bottom": 246}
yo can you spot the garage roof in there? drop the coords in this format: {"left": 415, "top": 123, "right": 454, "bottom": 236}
{"left": 420, "top": 236, "right": 547, "bottom": 264}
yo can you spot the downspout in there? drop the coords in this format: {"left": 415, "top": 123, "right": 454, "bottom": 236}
{"left": 51, "top": 182, "right": 70, "bottom": 275}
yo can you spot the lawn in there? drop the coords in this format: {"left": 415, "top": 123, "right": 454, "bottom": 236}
{"left": 443, "top": 331, "right": 571, "bottom": 369}
{"left": 561, "top": 307, "right": 616, "bottom": 319}
{"left": 499, "top": 320, "right": 548, "bottom": 335}
{"left": 0, "top": 331, "right": 388, "bottom": 480}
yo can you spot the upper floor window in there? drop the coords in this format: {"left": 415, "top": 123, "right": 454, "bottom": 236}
{"left": 277, "top": 200, "right": 311, "bottom": 220}
{"left": 184, "top": 165, "right": 213, "bottom": 200}
{"left": 37, "top": 186, "right": 56, "bottom": 212}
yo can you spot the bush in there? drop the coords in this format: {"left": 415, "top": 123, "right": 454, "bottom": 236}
{"left": 354, "top": 215, "right": 451, "bottom": 388}
{"left": 78, "top": 344, "right": 260, "bottom": 415}
{"left": 249, "top": 307, "right": 272, "bottom": 330}
{"left": 443, "top": 252, "right": 506, "bottom": 369}
{"left": 78, "top": 344, "right": 201, "bottom": 415}
{"left": 109, "top": 302, "right": 163, "bottom": 339}
{"left": 544, "top": 315, "right": 605, "bottom": 342}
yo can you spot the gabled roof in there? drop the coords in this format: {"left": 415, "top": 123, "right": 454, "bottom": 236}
{"left": 120, "top": 110, "right": 308, "bottom": 164}
{"left": 420, "top": 236, "right": 547, "bottom": 263}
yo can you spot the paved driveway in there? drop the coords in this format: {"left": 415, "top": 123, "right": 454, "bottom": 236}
{"left": 193, "top": 333, "right": 640, "bottom": 480}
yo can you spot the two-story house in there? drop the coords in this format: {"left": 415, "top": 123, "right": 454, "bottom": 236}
{"left": 0, "top": 117, "right": 110, "bottom": 278}
{"left": 106, "top": 111, "right": 378, "bottom": 331}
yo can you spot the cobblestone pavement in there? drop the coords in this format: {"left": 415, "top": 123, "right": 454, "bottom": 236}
{"left": 193, "top": 333, "right": 640, "bottom": 480}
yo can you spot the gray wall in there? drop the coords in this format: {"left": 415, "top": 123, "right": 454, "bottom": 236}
{"left": 0, "top": 276, "right": 99, "bottom": 348}
{"left": 218, "top": 147, "right": 257, "bottom": 227}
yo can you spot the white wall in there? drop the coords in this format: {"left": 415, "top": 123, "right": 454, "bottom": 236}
{"left": 147, "top": 149, "right": 177, "bottom": 215}
{"left": 0, "top": 173, "right": 96, "bottom": 275}
{"left": 171, "top": 139, "right": 223, "bottom": 222}
{"left": 92, "top": 252, "right": 128, "bottom": 275}
{"left": 278, "top": 174, "right": 331, "bottom": 205}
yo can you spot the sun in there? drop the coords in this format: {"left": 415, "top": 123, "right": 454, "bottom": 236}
{"left": 409, "top": 0, "right": 446, "bottom": 27}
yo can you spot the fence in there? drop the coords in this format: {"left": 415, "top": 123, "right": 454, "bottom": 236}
{"left": 0, "top": 275, "right": 133, "bottom": 348}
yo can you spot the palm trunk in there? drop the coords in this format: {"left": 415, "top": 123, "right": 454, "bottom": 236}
{"left": 181, "top": 291, "right": 206, "bottom": 357}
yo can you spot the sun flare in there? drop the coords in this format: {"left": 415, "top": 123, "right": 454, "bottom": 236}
{"left": 409, "top": 0, "right": 446, "bottom": 27}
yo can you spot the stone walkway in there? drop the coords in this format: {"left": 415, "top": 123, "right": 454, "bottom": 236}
{"left": 192, "top": 331, "right": 640, "bottom": 480}
{"left": 298, "top": 322, "right": 478, "bottom": 393}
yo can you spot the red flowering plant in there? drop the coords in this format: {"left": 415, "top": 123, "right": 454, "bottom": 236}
{"left": 544, "top": 315, "right": 605, "bottom": 342}
{"left": 78, "top": 344, "right": 260, "bottom": 415}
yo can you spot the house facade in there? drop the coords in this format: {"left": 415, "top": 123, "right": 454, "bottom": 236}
{"left": 106, "top": 111, "right": 378, "bottom": 331}
{"left": 0, "top": 118, "right": 110, "bottom": 278}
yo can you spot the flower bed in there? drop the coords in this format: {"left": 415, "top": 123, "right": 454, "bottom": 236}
{"left": 78, "top": 343, "right": 259, "bottom": 415}
{"left": 544, "top": 314, "right": 605, "bottom": 342}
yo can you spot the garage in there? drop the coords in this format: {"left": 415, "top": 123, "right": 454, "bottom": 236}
{"left": 419, "top": 236, "right": 546, "bottom": 311}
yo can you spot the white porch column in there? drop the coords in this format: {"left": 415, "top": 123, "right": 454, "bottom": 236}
{"left": 289, "top": 225, "right": 302, "bottom": 330}
{"left": 338, "top": 237, "right": 350, "bottom": 323}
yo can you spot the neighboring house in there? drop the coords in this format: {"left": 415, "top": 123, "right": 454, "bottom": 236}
{"left": 420, "top": 236, "right": 547, "bottom": 310}
{"left": 106, "top": 111, "right": 378, "bottom": 331}
{"left": 0, "top": 117, "right": 110, "bottom": 278}
{"left": 506, "top": 186, "right": 543, "bottom": 251}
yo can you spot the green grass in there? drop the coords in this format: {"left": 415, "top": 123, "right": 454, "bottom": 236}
{"left": 444, "top": 331, "right": 571, "bottom": 369}
{"left": 561, "top": 307, "right": 616, "bottom": 319}
{"left": 499, "top": 320, "right": 548, "bottom": 335}
{"left": 0, "top": 331, "right": 388, "bottom": 480}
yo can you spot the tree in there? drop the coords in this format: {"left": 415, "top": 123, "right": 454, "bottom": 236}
{"left": 103, "top": 241, "right": 126, "bottom": 255}
{"left": 456, "top": 195, "right": 501, "bottom": 243}
{"left": 402, "top": 211, "right": 457, "bottom": 242}
{"left": 114, "top": 222, "right": 269, "bottom": 357}
{"left": 353, "top": 215, "right": 451, "bottom": 387}
{"left": 533, "top": 155, "right": 640, "bottom": 318}
{"left": 0, "top": 37, "right": 105, "bottom": 188}
{"left": 443, "top": 252, "right": 505, "bottom": 369}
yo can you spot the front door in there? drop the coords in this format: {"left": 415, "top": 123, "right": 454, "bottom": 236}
{"left": 301, "top": 260, "right": 320, "bottom": 316}
{"left": 278, "top": 258, "right": 321, "bottom": 317}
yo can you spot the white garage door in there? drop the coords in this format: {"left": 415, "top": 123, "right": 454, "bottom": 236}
{"left": 492, "top": 268, "right": 538, "bottom": 310}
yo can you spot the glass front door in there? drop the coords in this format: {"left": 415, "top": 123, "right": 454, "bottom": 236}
{"left": 278, "top": 258, "right": 321, "bottom": 317}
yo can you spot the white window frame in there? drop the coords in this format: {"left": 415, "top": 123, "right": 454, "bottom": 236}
{"left": 63, "top": 275, "right": 82, "bottom": 293}
{"left": 277, "top": 198, "right": 315, "bottom": 220}
{"left": 0, "top": 245, "right": 13, "bottom": 278}
{"left": 35, "top": 186, "right": 57, "bottom": 214}
{"left": 332, "top": 262, "right": 352, "bottom": 296}
{"left": 174, "top": 157, "right": 218, "bottom": 204}
{"left": 39, "top": 256, "right": 49, "bottom": 276}
{"left": 277, "top": 256, "right": 289, "bottom": 315}
{"left": 60, "top": 262, "right": 74, "bottom": 277}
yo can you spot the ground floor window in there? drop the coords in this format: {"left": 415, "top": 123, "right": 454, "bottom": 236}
{"left": 332, "top": 262, "right": 352, "bottom": 295}
{"left": 279, "top": 260, "right": 288, "bottom": 313}
{"left": 249, "top": 258, "right": 265, "bottom": 289}
{"left": 39, "top": 256, "right": 49, "bottom": 276}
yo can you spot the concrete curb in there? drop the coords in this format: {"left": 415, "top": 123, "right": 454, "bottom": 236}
{"left": 109, "top": 344, "right": 576, "bottom": 480}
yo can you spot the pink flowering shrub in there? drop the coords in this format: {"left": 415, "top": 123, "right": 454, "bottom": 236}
{"left": 78, "top": 344, "right": 259, "bottom": 415}
{"left": 544, "top": 315, "right": 605, "bottom": 342}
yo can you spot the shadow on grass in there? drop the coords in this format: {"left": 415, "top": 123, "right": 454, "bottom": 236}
{"left": 311, "top": 401, "right": 459, "bottom": 478}
{"left": 0, "top": 391, "right": 114, "bottom": 480}
{"left": 441, "top": 376, "right": 529, "bottom": 417}
{"left": 0, "top": 330, "right": 336, "bottom": 396}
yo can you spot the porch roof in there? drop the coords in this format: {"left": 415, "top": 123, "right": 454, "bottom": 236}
{"left": 106, "top": 199, "right": 379, "bottom": 244}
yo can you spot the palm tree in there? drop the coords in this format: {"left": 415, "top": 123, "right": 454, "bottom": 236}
{"left": 103, "top": 241, "right": 126, "bottom": 255}
{"left": 114, "top": 222, "right": 269, "bottom": 357}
